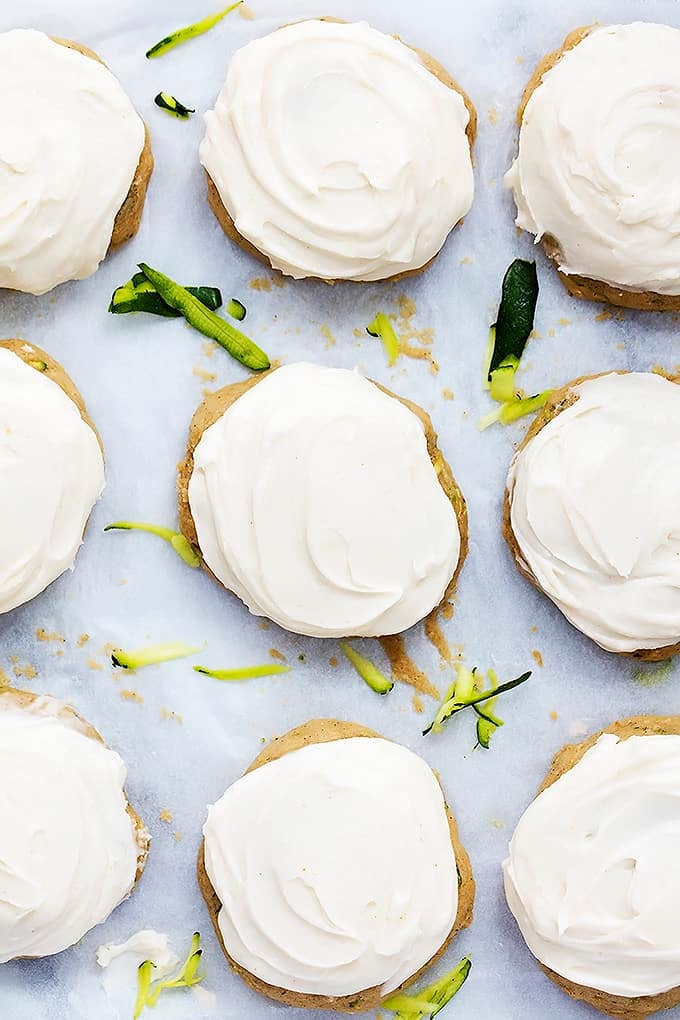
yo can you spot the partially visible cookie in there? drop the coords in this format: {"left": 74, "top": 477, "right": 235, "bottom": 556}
{"left": 178, "top": 362, "right": 468, "bottom": 638}
{"left": 0, "top": 29, "right": 152, "bottom": 294}
{"left": 198, "top": 719, "right": 474, "bottom": 1011}
{"left": 504, "top": 370, "right": 680, "bottom": 659}
{"left": 507, "top": 22, "right": 680, "bottom": 309}
{"left": 505, "top": 716, "right": 680, "bottom": 1018}
{"left": 0, "top": 339, "right": 105, "bottom": 614}
{"left": 0, "top": 686, "right": 148, "bottom": 962}
{"left": 200, "top": 18, "right": 475, "bottom": 282}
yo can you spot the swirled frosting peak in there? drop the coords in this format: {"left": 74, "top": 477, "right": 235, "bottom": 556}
{"left": 507, "top": 22, "right": 680, "bottom": 294}
{"left": 0, "top": 29, "right": 145, "bottom": 295}
{"left": 0, "top": 695, "right": 141, "bottom": 962}
{"left": 0, "top": 347, "right": 105, "bottom": 614}
{"left": 504, "top": 732, "right": 680, "bottom": 997}
{"left": 507, "top": 372, "right": 680, "bottom": 653}
{"left": 203, "top": 736, "right": 458, "bottom": 997}
{"left": 188, "top": 363, "right": 461, "bottom": 637}
{"left": 200, "top": 19, "right": 474, "bottom": 281}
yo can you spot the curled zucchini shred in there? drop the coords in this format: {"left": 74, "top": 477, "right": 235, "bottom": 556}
{"left": 193, "top": 663, "right": 291, "bottom": 681}
{"left": 383, "top": 956, "right": 472, "bottom": 1018}
{"left": 424, "top": 663, "right": 531, "bottom": 742}
{"left": 112, "top": 642, "right": 203, "bottom": 670}
{"left": 135, "top": 933, "right": 205, "bottom": 1017}
{"left": 367, "top": 312, "right": 400, "bottom": 367}
{"left": 146, "top": 2, "right": 243, "bottom": 58}
{"left": 339, "top": 641, "right": 394, "bottom": 695}
{"left": 154, "top": 91, "right": 195, "bottom": 118}
{"left": 104, "top": 521, "right": 201, "bottom": 568}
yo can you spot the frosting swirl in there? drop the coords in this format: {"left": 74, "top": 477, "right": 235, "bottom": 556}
{"left": 0, "top": 29, "right": 145, "bottom": 295}
{"left": 0, "top": 694, "right": 142, "bottom": 962}
{"left": 506, "top": 23, "right": 680, "bottom": 295}
{"left": 203, "top": 736, "right": 458, "bottom": 997}
{"left": 200, "top": 19, "right": 474, "bottom": 281}
{"left": 506, "top": 373, "right": 680, "bottom": 653}
{"left": 188, "top": 363, "right": 461, "bottom": 638}
{"left": 0, "top": 347, "right": 105, "bottom": 614}
{"left": 504, "top": 732, "right": 680, "bottom": 998}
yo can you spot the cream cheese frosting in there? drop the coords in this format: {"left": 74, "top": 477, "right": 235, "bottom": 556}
{"left": 506, "top": 22, "right": 680, "bottom": 295}
{"left": 199, "top": 19, "right": 474, "bottom": 281}
{"left": 504, "top": 732, "right": 680, "bottom": 998}
{"left": 0, "top": 695, "right": 142, "bottom": 962}
{"left": 188, "top": 363, "right": 461, "bottom": 637}
{"left": 203, "top": 736, "right": 457, "bottom": 997}
{"left": 506, "top": 372, "right": 680, "bottom": 653}
{"left": 0, "top": 29, "right": 145, "bottom": 295}
{"left": 0, "top": 347, "right": 105, "bottom": 614}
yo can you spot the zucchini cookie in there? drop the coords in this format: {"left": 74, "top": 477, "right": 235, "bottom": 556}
{"left": 178, "top": 362, "right": 468, "bottom": 638}
{"left": 504, "top": 716, "right": 680, "bottom": 1018}
{"left": 507, "top": 23, "right": 680, "bottom": 310}
{"left": 199, "top": 18, "right": 476, "bottom": 282}
{"left": 0, "top": 28, "right": 152, "bottom": 295}
{"left": 198, "top": 719, "right": 474, "bottom": 1011}
{"left": 504, "top": 371, "right": 680, "bottom": 658}
{"left": 0, "top": 687, "right": 148, "bottom": 963}
{"left": 0, "top": 340, "right": 104, "bottom": 614}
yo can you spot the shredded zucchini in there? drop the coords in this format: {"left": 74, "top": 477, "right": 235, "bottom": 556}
{"left": 146, "top": 2, "right": 242, "bottom": 58}
{"left": 109, "top": 273, "right": 224, "bottom": 318}
{"left": 136, "top": 933, "right": 205, "bottom": 1017}
{"left": 367, "top": 312, "right": 400, "bottom": 367}
{"left": 104, "top": 521, "right": 201, "bottom": 568}
{"left": 339, "top": 642, "right": 394, "bottom": 695}
{"left": 112, "top": 642, "right": 202, "bottom": 670}
{"left": 383, "top": 956, "right": 472, "bottom": 1018}
{"left": 424, "top": 664, "right": 531, "bottom": 738}
{"left": 194, "top": 663, "right": 291, "bottom": 681}
{"left": 154, "top": 92, "right": 195, "bottom": 118}
{"left": 134, "top": 961, "right": 155, "bottom": 1019}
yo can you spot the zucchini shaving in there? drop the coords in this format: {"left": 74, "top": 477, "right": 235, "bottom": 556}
{"left": 383, "top": 956, "right": 471, "bottom": 1018}
{"left": 194, "top": 663, "right": 291, "bottom": 681}
{"left": 109, "top": 272, "right": 227, "bottom": 318}
{"left": 339, "top": 642, "right": 394, "bottom": 695}
{"left": 112, "top": 642, "right": 203, "bottom": 670}
{"left": 473, "top": 669, "right": 503, "bottom": 749}
{"left": 146, "top": 2, "right": 242, "bottom": 58}
{"left": 28, "top": 359, "right": 47, "bottom": 371}
{"left": 104, "top": 521, "right": 200, "bottom": 568}
{"left": 136, "top": 933, "right": 205, "bottom": 1017}
{"left": 138, "top": 264, "right": 269, "bottom": 371}
{"left": 154, "top": 92, "right": 195, "bottom": 119}
{"left": 479, "top": 390, "right": 552, "bottom": 430}
{"left": 227, "top": 297, "right": 247, "bottom": 321}
{"left": 424, "top": 663, "right": 531, "bottom": 739}
{"left": 367, "top": 312, "right": 399, "bottom": 367}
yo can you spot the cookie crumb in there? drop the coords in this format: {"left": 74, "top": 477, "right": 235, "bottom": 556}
{"left": 411, "top": 694, "right": 424, "bottom": 714}
{"left": 36, "top": 628, "right": 65, "bottom": 643}
{"left": 269, "top": 648, "right": 286, "bottom": 662}
{"left": 77, "top": 633, "right": 89, "bottom": 647}
{"left": 531, "top": 649, "right": 544, "bottom": 668}
{"left": 159, "top": 808, "right": 173, "bottom": 823}
{"left": 121, "top": 689, "right": 143, "bottom": 703}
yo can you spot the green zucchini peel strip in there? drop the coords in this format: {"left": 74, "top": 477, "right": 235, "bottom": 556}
{"left": 109, "top": 272, "right": 227, "bottom": 318}
{"left": 194, "top": 663, "right": 291, "bottom": 681}
{"left": 146, "top": 2, "right": 243, "bottom": 58}
{"left": 104, "top": 521, "right": 201, "bottom": 568}
{"left": 424, "top": 664, "right": 531, "bottom": 737}
{"left": 367, "top": 312, "right": 400, "bottom": 366}
{"left": 134, "top": 960, "right": 155, "bottom": 1019}
{"left": 135, "top": 933, "right": 205, "bottom": 1017}
{"left": 339, "top": 641, "right": 394, "bottom": 695}
{"left": 112, "top": 642, "right": 203, "bottom": 670}
{"left": 478, "top": 390, "right": 552, "bottom": 430}
{"left": 383, "top": 956, "right": 472, "bottom": 1018}
{"left": 154, "top": 91, "right": 195, "bottom": 118}
{"left": 138, "top": 263, "right": 269, "bottom": 371}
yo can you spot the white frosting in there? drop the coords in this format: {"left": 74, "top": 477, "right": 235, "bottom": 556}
{"left": 0, "top": 697, "right": 141, "bottom": 962}
{"left": 203, "top": 736, "right": 457, "bottom": 997}
{"left": 505, "top": 732, "right": 680, "bottom": 998}
{"left": 0, "top": 29, "right": 145, "bottom": 295}
{"left": 0, "top": 347, "right": 105, "bottom": 614}
{"left": 188, "top": 363, "right": 461, "bottom": 638}
{"left": 507, "top": 373, "right": 680, "bottom": 653}
{"left": 200, "top": 19, "right": 473, "bottom": 281}
{"left": 96, "top": 930, "right": 178, "bottom": 975}
{"left": 507, "top": 22, "right": 680, "bottom": 295}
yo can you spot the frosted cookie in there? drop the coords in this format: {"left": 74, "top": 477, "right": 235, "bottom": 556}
{"left": 504, "top": 372, "right": 680, "bottom": 658}
{"left": 504, "top": 716, "right": 680, "bottom": 1018}
{"left": 178, "top": 363, "right": 467, "bottom": 638}
{"left": 198, "top": 719, "right": 474, "bottom": 1010}
{"left": 0, "top": 340, "right": 105, "bottom": 614}
{"left": 0, "top": 29, "right": 152, "bottom": 295}
{"left": 507, "top": 23, "right": 680, "bottom": 310}
{"left": 0, "top": 687, "right": 148, "bottom": 962}
{"left": 199, "top": 18, "right": 475, "bottom": 282}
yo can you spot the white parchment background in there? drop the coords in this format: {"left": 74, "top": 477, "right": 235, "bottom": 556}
{"left": 1, "top": 1, "right": 679, "bottom": 1017}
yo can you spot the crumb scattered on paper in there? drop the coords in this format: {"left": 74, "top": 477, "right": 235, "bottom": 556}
{"left": 320, "top": 324, "right": 336, "bottom": 349}
{"left": 269, "top": 648, "right": 286, "bottom": 662}
{"left": 77, "top": 633, "right": 89, "bottom": 647}
{"left": 531, "top": 649, "right": 544, "bottom": 668}
{"left": 161, "top": 707, "right": 183, "bottom": 724}
{"left": 159, "top": 809, "right": 173, "bottom": 823}
{"left": 36, "top": 628, "right": 64, "bottom": 643}
{"left": 121, "top": 689, "right": 143, "bottom": 704}
{"left": 193, "top": 364, "right": 217, "bottom": 383}
{"left": 412, "top": 694, "right": 424, "bottom": 714}
{"left": 441, "top": 387, "right": 454, "bottom": 400}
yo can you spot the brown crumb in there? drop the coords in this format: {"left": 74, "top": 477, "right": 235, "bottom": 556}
{"left": 441, "top": 602, "right": 454, "bottom": 621}
{"left": 36, "top": 628, "right": 65, "bottom": 643}
{"left": 269, "top": 648, "right": 286, "bottom": 662}
{"left": 352, "top": 326, "right": 364, "bottom": 338}
{"left": 192, "top": 364, "right": 217, "bottom": 384}
{"left": 161, "top": 707, "right": 183, "bottom": 724}
{"left": 13, "top": 662, "right": 37, "bottom": 680}
{"left": 249, "top": 275, "right": 285, "bottom": 292}
{"left": 531, "top": 649, "right": 544, "bottom": 668}
{"left": 557, "top": 317, "right": 571, "bottom": 327}
{"left": 329, "top": 656, "right": 338, "bottom": 667}
{"left": 87, "top": 658, "right": 104, "bottom": 672}
{"left": 411, "top": 694, "right": 425, "bottom": 714}
{"left": 550, "top": 710, "right": 559, "bottom": 721}
{"left": 594, "top": 309, "right": 612, "bottom": 323}
{"left": 379, "top": 635, "right": 439, "bottom": 699}
{"left": 320, "top": 324, "right": 336, "bottom": 349}
{"left": 173, "top": 831, "right": 183, "bottom": 842}
{"left": 441, "top": 387, "right": 454, "bottom": 401}
{"left": 201, "top": 341, "right": 217, "bottom": 359}
{"left": 459, "top": 256, "right": 473, "bottom": 265}
{"left": 77, "top": 633, "right": 90, "bottom": 647}
{"left": 259, "top": 620, "right": 270, "bottom": 631}
{"left": 159, "top": 809, "right": 173, "bottom": 823}
{"left": 530, "top": 626, "right": 538, "bottom": 633}
{"left": 0, "top": 669, "right": 11, "bottom": 688}
{"left": 121, "top": 689, "right": 143, "bottom": 704}
{"left": 54, "top": 649, "right": 64, "bottom": 658}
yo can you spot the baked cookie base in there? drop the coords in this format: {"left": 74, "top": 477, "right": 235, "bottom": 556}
{"left": 529, "top": 715, "right": 680, "bottom": 1018}
{"left": 204, "top": 17, "right": 477, "bottom": 284}
{"left": 502, "top": 371, "right": 680, "bottom": 661}
{"left": 197, "top": 718, "right": 474, "bottom": 1012}
{"left": 177, "top": 371, "right": 469, "bottom": 636}
{"left": 518, "top": 26, "right": 680, "bottom": 312}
